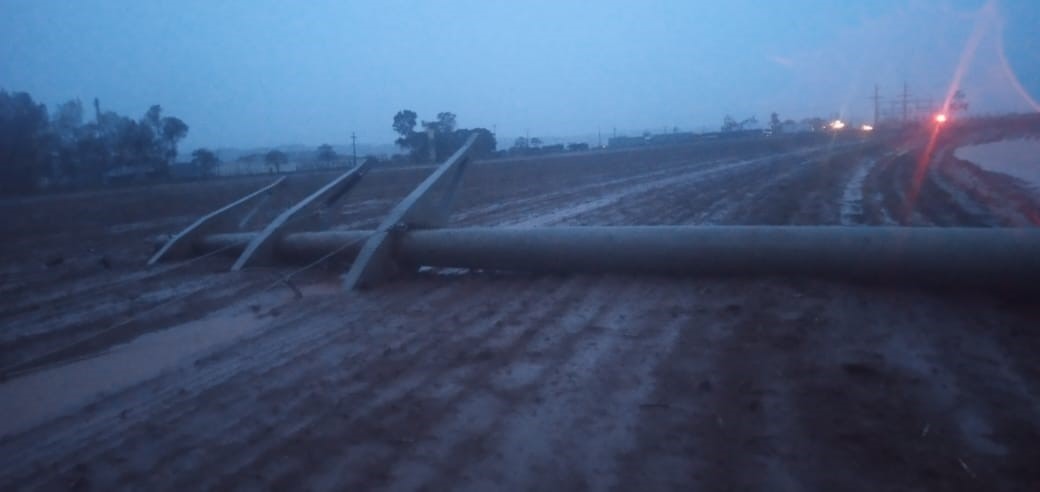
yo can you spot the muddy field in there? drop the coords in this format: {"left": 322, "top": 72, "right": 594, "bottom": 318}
{"left": 1, "top": 132, "right": 1039, "bottom": 490}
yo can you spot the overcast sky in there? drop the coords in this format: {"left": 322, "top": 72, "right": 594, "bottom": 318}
{"left": 2, "top": 0, "right": 1038, "bottom": 152}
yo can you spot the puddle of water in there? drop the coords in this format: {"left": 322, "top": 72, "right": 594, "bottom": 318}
{"left": 0, "top": 308, "right": 271, "bottom": 438}
{"left": 955, "top": 139, "right": 1040, "bottom": 191}
{"left": 416, "top": 266, "right": 470, "bottom": 276}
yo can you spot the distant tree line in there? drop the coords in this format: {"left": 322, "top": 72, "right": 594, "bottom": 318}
{"left": 265, "top": 149, "right": 288, "bottom": 173}
{"left": 392, "top": 110, "right": 496, "bottom": 162}
{"left": 720, "top": 112, "right": 831, "bottom": 134}
{"left": 0, "top": 90, "right": 188, "bottom": 193}
{"left": 190, "top": 148, "right": 220, "bottom": 177}
{"left": 509, "top": 137, "right": 589, "bottom": 156}
{"left": 222, "top": 144, "right": 349, "bottom": 177}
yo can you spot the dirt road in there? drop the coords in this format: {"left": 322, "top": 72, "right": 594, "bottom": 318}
{"left": 1, "top": 135, "right": 1039, "bottom": 491}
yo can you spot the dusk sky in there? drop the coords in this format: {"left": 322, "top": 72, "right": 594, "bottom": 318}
{"left": 2, "top": 0, "right": 1038, "bottom": 152}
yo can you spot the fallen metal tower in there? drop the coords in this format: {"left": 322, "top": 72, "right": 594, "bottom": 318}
{"left": 151, "top": 135, "right": 1040, "bottom": 290}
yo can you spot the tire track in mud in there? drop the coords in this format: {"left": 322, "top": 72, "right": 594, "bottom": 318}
{"left": 0, "top": 269, "right": 259, "bottom": 374}
{"left": 611, "top": 139, "right": 1040, "bottom": 490}
{"left": 862, "top": 148, "right": 995, "bottom": 227}
{"left": 523, "top": 147, "right": 840, "bottom": 227}
{"left": 558, "top": 155, "right": 789, "bottom": 226}
{"left": 607, "top": 148, "right": 868, "bottom": 490}
{"left": 902, "top": 299, "right": 1040, "bottom": 485}
{"left": 0, "top": 282, "right": 411, "bottom": 473}
{"left": 415, "top": 281, "right": 684, "bottom": 492}
{"left": 0, "top": 141, "right": 832, "bottom": 486}
{"left": 771, "top": 286, "right": 1040, "bottom": 489}
{"left": 7, "top": 137, "right": 1040, "bottom": 491}
{"left": 125, "top": 281, "right": 480, "bottom": 487}
{"left": 839, "top": 158, "right": 878, "bottom": 225}
{"left": 693, "top": 283, "right": 814, "bottom": 491}
{"left": 2, "top": 280, "right": 453, "bottom": 488}
{"left": 200, "top": 275, "right": 604, "bottom": 490}
{"left": 558, "top": 143, "right": 869, "bottom": 227}
{"left": 452, "top": 145, "right": 842, "bottom": 228}
{"left": 450, "top": 157, "right": 705, "bottom": 226}
{"left": 454, "top": 158, "right": 736, "bottom": 227}
{"left": 5, "top": 275, "right": 587, "bottom": 490}
{"left": 197, "top": 276, "right": 586, "bottom": 490}
{"left": 0, "top": 142, "right": 827, "bottom": 486}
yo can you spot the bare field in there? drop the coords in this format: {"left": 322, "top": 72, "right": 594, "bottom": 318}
{"left": 2, "top": 134, "right": 1040, "bottom": 491}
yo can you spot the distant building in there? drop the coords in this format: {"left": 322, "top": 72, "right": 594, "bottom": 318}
{"left": 607, "top": 136, "right": 647, "bottom": 149}
{"left": 780, "top": 121, "right": 813, "bottom": 133}
{"left": 648, "top": 132, "right": 698, "bottom": 145}
{"left": 540, "top": 144, "right": 565, "bottom": 154}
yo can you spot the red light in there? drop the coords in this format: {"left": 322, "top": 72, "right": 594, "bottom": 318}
{"left": 935, "top": 113, "right": 948, "bottom": 123}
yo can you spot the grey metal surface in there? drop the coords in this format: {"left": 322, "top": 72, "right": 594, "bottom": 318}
{"left": 197, "top": 225, "right": 1040, "bottom": 288}
{"left": 147, "top": 176, "right": 286, "bottom": 266}
{"left": 342, "top": 134, "right": 478, "bottom": 290}
{"left": 397, "top": 226, "right": 1040, "bottom": 286}
{"left": 231, "top": 163, "right": 368, "bottom": 271}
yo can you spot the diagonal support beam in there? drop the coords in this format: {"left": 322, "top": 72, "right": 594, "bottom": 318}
{"left": 231, "top": 163, "right": 369, "bottom": 271}
{"left": 148, "top": 176, "right": 286, "bottom": 265}
{"left": 343, "top": 133, "right": 478, "bottom": 290}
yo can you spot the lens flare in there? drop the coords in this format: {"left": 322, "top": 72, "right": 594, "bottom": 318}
{"left": 995, "top": 21, "right": 1040, "bottom": 112}
{"left": 906, "top": 0, "right": 994, "bottom": 218}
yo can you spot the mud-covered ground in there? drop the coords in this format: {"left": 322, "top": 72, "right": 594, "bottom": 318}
{"left": 1, "top": 133, "right": 1039, "bottom": 491}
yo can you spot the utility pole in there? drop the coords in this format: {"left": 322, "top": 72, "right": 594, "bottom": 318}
{"left": 597, "top": 128, "right": 602, "bottom": 148}
{"left": 351, "top": 132, "right": 357, "bottom": 167}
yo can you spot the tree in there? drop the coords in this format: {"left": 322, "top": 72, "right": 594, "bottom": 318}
{"left": 317, "top": 144, "right": 337, "bottom": 166}
{"left": 51, "top": 99, "right": 86, "bottom": 183}
{"left": 721, "top": 115, "right": 739, "bottom": 132}
{"left": 131, "top": 104, "right": 188, "bottom": 175}
{"left": 142, "top": 105, "right": 162, "bottom": 134}
{"left": 393, "top": 110, "right": 418, "bottom": 143}
{"left": 265, "top": 149, "right": 288, "bottom": 173}
{"left": 159, "top": 116, "right": 188, "bottom": 169}
{"left": 191, "top": 148, "right": 220, "bottom": 177}
{"left": 435, "top": 112, "right": 457, "bottom": 133}
{"left": 468, "top": 128, "right": 497, "bottom": 158}
{"left": 0, "top": 90, "right": 191, "bottom": 192}
{"left": 436, "top": 127, "right": 496, "bottom": 160}
{"left": 392, "top": 109, "right": 430, "bottom": 161}
{"left": 52, "top": 99, "right": 84, "bottom": 135}
{"left": 392, "top": 110, "right": 496, "bottom": 162}
{"left": 770, "top": 112, "right": 783, "bottom": 133}
{"left": 513, "top": 136, "right": 529, "bottom": 149}
{"left": 530, "top": 137, "right": 543, "bottom": 147}
{"left": 0, "top": 91, "right": 50, "bottom": 192}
